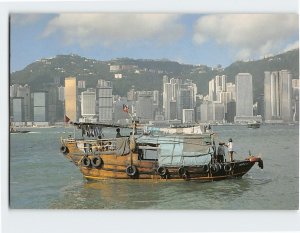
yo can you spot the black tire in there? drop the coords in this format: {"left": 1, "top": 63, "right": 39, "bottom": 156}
{"left": 81, "top": 156, "right": 91, "bottom": 167}
{"left": 157, "top": 166, "right": 168, "bottom": 177}
{"left": 91, "top": 156, "right": 102, "bottom": 168}
{"left": 60, "top": 145, "right": 68, "bottom": 154}
{"left": 182, "top": 171, "right": 190, "bottom": 181}
{"left": 126, "top": 165, "right": 137, "bottom": 176}
{"left": 178, "top": 167, "right": 186, "bottom": 177}
{"left": 210, "top": 163, "right": 220, "bottom": 174}
{"left": 224, "top": 163, "right": 232, "bottom": 172}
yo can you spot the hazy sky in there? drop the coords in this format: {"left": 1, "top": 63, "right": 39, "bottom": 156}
{"left": 10, "top": 13, "right": 299, "bottom": 72}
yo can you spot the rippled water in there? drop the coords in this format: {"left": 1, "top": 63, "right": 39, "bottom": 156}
{"left": 9, "top": 124, "right": 299, "bottom": 209}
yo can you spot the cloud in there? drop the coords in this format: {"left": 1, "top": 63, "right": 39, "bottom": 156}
{"left": 11, "top": 14, "right": 43, "bottom": 26}
{"left": 284, "top": 40, "right": 299, "bottom": 52}
{"left": 193, "top": 14, "right": 298, "bottom": 60}
{"left": 42, "top": 13, "right": 184, "bottom": 48}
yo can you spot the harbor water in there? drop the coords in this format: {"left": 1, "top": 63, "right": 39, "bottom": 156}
{"left": 9, "top": 124, "right": 299, "bottom": 209}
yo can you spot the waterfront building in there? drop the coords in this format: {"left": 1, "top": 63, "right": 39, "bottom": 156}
{"left": 225, "top": 101, "right": 236, "bottom": 123}
{"left": 235, "top": 73, "right": 253, "bottom": 123}
{"left": 58, "top": 86, "right": 65, "bottom": 101}
{"left": 11, "top": 97, "right": 24, "bottom": 122}
{"left": 64, "top": 77, "right": 77, "bottom": 122}
{"left": 226, "top": 83, "right": 236, "bottom": 101}
{"left": 200, "top": 101, "right": 213, "bottom": 122}
{"left": 32, "top": 91, "right": 48, "bottom": 122}
{"left": 47, "top": 85, "right": 59, "bottom": 123}
{"left": 182, "top": 109, "right": 194, "bottom": 123}
{"left": 136, "top": 91, "right": 154, "bottom": 123}
{"left": 177, "top": 84, "right": 195, "bottom": 120}
{"left": 264, "top": 70, "right": 293, "bottom": 122}
{"left": 81, "top": 89, "right": 96, "bottom": 121}
{"left": 97, "top": 80, "right": 113, "bottom": 123}
{"left": 292, "top": 79, "right": 299, "bottom": 121}
{"left": 163, "top": 78, "right": 181, "bottom": 120}
{"left": 16, "top": 84, "right": 31, "bottom": 122}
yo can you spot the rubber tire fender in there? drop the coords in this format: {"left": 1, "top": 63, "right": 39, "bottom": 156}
{"left": 178, "top": 167, "right": 186, "bottom": 177}
{"left": 60, "top": 145, "right": 68, "bottom": 154}
{"left": 81, "top": 156, "right": 91, "bottom": 167}
{"left": 210, "top": 163, "right": 220, "bottom": 174}
{"left": 126, "top": 165, "right": 137, "bottom": 176}
{"left": 91, "top": 156, "right": 102, "bottom": 168}
{"left": 224, "top": 163, "right": 232, "bottom": 172}
{"left": 157, "top": 166, "right": 168, "bottom": 177}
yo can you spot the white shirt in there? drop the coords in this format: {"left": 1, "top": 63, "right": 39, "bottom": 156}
{"left": 228, "top": 142, "right": 233, "bottom": 152}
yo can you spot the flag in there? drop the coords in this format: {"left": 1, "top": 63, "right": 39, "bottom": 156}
{"left": 123, "top": 104, "right": 129, "bottom": 113}
{"left": 64, "top": 115, "right": 70, "bottom": 123}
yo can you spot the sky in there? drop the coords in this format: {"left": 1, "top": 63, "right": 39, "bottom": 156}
{"left": 10, "top": 13, "right": 299, "bottom": 72}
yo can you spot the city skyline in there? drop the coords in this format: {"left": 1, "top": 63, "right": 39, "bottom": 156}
{"left": 10, "top": 67, "right": 299, "bottom": 125}
{"left": 10, "top": 13, "right": 299, "bottom": 72}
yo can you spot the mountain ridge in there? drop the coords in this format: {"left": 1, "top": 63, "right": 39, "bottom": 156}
{"left": 10, "top": 49, "right": 299, "bottom": 99}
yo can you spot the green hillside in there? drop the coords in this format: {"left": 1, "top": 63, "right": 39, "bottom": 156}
{"left": 10, "top": 49, "right": 299, "bottom": 99}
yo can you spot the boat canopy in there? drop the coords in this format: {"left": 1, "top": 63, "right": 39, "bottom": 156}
{"left": 137, "top": 135, "right": 213, "bottom": 166}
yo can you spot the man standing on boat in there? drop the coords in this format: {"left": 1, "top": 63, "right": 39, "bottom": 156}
{"left": 217, "top": 142, "right": 225, "bottom": 162}
{"left": 226, "top": 138, "right": 234, "bottom": 162}
{"left": 116, "top": 128, "right": 122, "bottom": 138}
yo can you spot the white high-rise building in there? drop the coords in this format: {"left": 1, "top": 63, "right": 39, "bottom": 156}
{"left": 235, "top": 73, "right": 253, "bottom": 122}
{"left": 208, "top": 75, "right": 227, "bottom": 102}
{"left": 264, "top": 70, "right": 293, "bottom": 122}
{"left": 81, "top": 89, "right": 96, "bottom": 119}
{"left": 97, "top": 80, "right": 113, "bottom": 123}
{"left": 163, "top": 78, "right": 181, "bottom": 120}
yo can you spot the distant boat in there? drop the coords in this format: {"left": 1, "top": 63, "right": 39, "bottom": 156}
{"left": 10, "top": 127, "right": 30, "bottom": 134}
{"left": 247, "top": 121, "right": 261, "bottom": 129}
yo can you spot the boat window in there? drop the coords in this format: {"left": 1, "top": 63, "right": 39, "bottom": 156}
{"left": 141, "top": 149, "right": 158, "bottom": 161}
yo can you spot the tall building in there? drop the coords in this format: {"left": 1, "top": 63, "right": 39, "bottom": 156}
{"left": 163, "top": 78, "right": 181, "bottom": 120}
{"left": 81, "top": 89, "right": 96, "bottom": 120}
{"left": 182, "top": 109, "right": 194, "bottom": 123}
{"left": 58, "top": 86, "right": 65, "bottom": 101}
{"left": 208, "top": 75, "right": 227, "bottom": 102}
{"left": 177, "top": 84, "right": 195, "bottom": 120}
{"left": 226, "top": 82, "right": 236, "bottom": 101}
{"left": 97, "top": 80, "right": 113, "bottom": 123}
{"left": 16, "top": 84, "right": 31, "bottom": 122}
{"left": 136, "top": 91, "right": 154, "bottom": 122}
{"left": 235, "top": 73, "right": 253, "bottom": 121}
{"left": 264, "top": 70, "right": 293, "bottom": 122}
{"left": 33, "top": 92, "right": 48, "bottom": 122}
{"left": 47, "top": 85, "right": 59, "bottom": 123}
{"left": 11, "top": 97, "right": 24, "bottom": 122}
{"left": 64, "top": 77, "right": 77, "bottom": 122}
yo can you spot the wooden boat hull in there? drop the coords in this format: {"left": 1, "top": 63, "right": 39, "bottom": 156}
{"left": 61, "top": 139, "right": 263, "bottom": 182}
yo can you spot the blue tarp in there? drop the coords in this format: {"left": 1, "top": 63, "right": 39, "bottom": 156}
{"left": 136, "top": 135, "right": 213, "bottom": 166}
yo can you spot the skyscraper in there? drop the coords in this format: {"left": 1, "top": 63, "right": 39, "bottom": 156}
{"left": 33, "top": 91, "right": 48, "bottom": 122}
{"left": 16, "top": 84, "right": 31, "bottom": 122}
{"left": 97, "top": 80, "right": 113, "bottom": 123}
{"left": 64, "top": 77, "right": 77, "bottom": 122}
{"left": 264, "top": 70, "right": 293, "bottom": 122}
{"left": 81, "top": 89, "right": 96, "bottom": 120}
{"left": 136, "top": 91, "right": 154, "bottom": 122}
{"left": 235, "top": 73, "right": 253, "bottom": 119}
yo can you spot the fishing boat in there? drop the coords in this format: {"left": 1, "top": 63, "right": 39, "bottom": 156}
{"left": 247, "top": 121, "right": 261, "bottom": 129}
{"left": 59, "top": 122, "right": 263, "bottom": 181}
